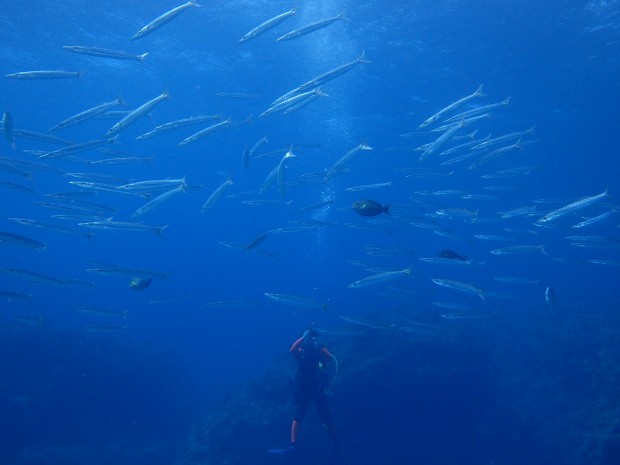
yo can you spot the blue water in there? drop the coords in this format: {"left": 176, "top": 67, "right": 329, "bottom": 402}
{"left": 1, "top": 1, "right": 619, "bottom": 464}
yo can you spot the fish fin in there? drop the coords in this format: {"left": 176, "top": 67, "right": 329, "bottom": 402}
{"left": 474, "top": 83, "right": 485, "bottom": 97}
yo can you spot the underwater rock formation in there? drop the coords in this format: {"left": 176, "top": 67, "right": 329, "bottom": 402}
{"left": 178, "top": 306, "right": 620, "bottom": 465}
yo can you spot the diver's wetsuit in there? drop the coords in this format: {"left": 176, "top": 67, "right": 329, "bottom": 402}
{"left": 290, "top": 336, "right": 336, "bottom": 443}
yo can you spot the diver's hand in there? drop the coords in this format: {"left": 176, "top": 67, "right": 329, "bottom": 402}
{"left": 302, "top": 329, "right": 312, "bottom": 340}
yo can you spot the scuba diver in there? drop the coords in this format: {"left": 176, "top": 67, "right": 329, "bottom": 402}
{"left": 280, "top": 328, "right": 339, "bottom": 462}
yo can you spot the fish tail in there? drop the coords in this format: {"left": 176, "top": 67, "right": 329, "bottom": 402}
{"left": 383, "top": 204, "right": 390, "bottom": 215}
{"left": 540, "top": 244, "right": 549, "bottom": 256}
{"left": 156, "top": 224, "right": 169, "bottom": 238}
{"left": 137, "top": 52, "right": 149, "bottom": 61}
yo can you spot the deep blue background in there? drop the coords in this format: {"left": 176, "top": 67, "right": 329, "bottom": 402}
{"left": 1, "top": 0, "right": 619, "bottom": 463}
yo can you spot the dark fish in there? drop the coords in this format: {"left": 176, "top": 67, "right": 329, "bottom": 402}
{"left": 129, "top": 277, "right": 152, "bottom": 291}
{"left": 438, "top": 249, "right": 468, "bottom": 261}
{"left": 352, "top": 199, "right": 390, "bottom": 217}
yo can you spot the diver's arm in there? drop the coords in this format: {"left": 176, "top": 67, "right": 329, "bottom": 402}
{"left": 290, "top": 337, "right": 304, "bottom": 355}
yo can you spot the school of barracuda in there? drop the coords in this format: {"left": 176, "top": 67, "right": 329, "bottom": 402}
{"left": 0, "top": 2, "right": 617, "bottom": 333}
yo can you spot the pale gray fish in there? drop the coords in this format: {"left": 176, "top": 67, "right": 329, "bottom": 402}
{"left": 572, "top": 209, "right": 616, "bottom": 229}
{"left": 50, "top": 97, "right": 125, "bottom": 131}
{"left": 440, "top": 312, "right": 494, "bottom": 320}
{"left": 471, "top": 126, "right": 535, "bottom": 150}
{"left": 76, "top": 306, "right": 127, "bottom": 318}
{"left": 295, "top": 199, "right": 335, "bottom": 214}
{"left": 0, "top": 231, "right": 46, "bottom": 251}
{"left": 468, "top": 138, "right": 524, "bottom": 170}
{"left": 439, "top": 134, "right": 491, "bottom": 157}
{"left": 277, "top": 11, "right": 347, "bottom": 41}
{"left": 264, "top": 292, "right": 328, "bottom": 311}
{"left": 277, "top": 150, "right": 295, "bottom": 199}
{"left": 86, "top": 266, "right": 167, "bottom": 279}
{"left": 338, "top": 315, "right": 389, "bottom": 330}
{"left": 243, "top": 199, "right": 292, "bottom": 207}
{"left": 259, "top": 163, "right": 279, "bottom": 195}
{"left": 106, "top": 90, "right": 169, "bottom": 137}
{"left": 260, "top": 89, "right": 327, "bottom": 118}
{"left": 347, "top": 267, "right": 412, "bottom": 288}
{"left": 214, "top": 92, "right": 259, "bottom": 99}
{"left": 131, "top": 0, "right": 201, "bottom": 40}
{"left": 481, "top": 166, "right": 534, "bottom": 178}
{"left": 432, "top": 301, "right": 472, "bottom": 311}
{"left": 282, "top": 93, "right": 323, "bottom": 114}
{"left": 418, "top": 257, "right": 472, "bottom": 265}
{"left": 272, "top": 52, "right": 369, "bottom": 105}
{"left": 6, "top": 70, "right": 80, "bottom": 79}
{"left": 133, "top": 184, "right": 186, "bottom": 216}
{"left": 118, "top": 177, "right": 187, "bottom": 193}
{"left": 490, "top": 244, "right": 548, "bottom": 255}
{"left": 68, "top": 181, "right": 147, "bottom": 197}
{"left": 136, "top": 114, "right": 221, "bottom": 140}
{"left": 0, "top": 267, "right": 65, "bottom": 285}
{"left": 89, "top": 156, "right": 152, "bottom": 165}
{"left": 0, "top": 290, "right": 32, "bottom": 302}
{"left": 178, "top": 117, "right": 234, "bottom": 145}
{"left": 2, "top": 111, "right": 15, "bottom": 150}
{"left": 444, "top": 97, "right": 511, "bottom": 123}
{"left": 536, "top": 189, "right": 610, "bottom": 224}
{"left": 431, "top": 113, "right": 491, "bottom": 132}
{"left": 325, "top": 143, "right": 373, "bottom": 182}
{"left": 431, "top": 278, "right": 486, "bottom": 300}
{"left": 63, "top": 45, "right": 148, "bottom": 61}
{"left": 201, "top": 178, "right": 233, "bottom": 213}
{"left": 0, "top": 181, "right": 36, "bottom": 194}
{"left": 78, "top": 220, "right": 168, "bottom": 236}
{"left": 473, "top": 234, "right": 511, "bottom": 241}
{"left": 204, "top": 300, "right": 259, "bottom": 308}
{"left": 8, "top": 217, "right": 93, "bottom": 238}
{"left": 419, "top": 120, "right": 465, "bottom": 161}
{"left": 589, "top": 259, "right": 620, "bottom": 266}
{"left": 493, "top": 277, "right": 541, "bottom": 285}
{"left": 345, "top": 181, "right": 392, "bottom": 192}
{"left": 499, "top": 205, "right": 537, "bottom": 219}
{"left": 249, "top": 136, "right": 269, "bottom": 158}
{"left": 38, "top": 138, "right": 115, "bottom": 159}
{"left": 5, "top": 128, "right": 74, "bottom": 145}
{"left": 418, "top": 84, "right": 484, "bottom": 129}
{"left": 239, "top": 9, "right": 296, "bottom": 42}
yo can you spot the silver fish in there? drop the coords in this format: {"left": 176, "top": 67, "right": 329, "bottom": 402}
{"left": 347, "top": 267, "right": 412, "bottom": 288}
{"left": 6, "top": 70, "right": 80, "bottom": 79}
{"left": 63, "top": 46, "right": 148, "bottom": 61}
{"left": 201, "top": 178, "right": 233, "bottom": 213}
{"left": 418, "top": 84, "right": 484, "bottom": 129}
{"left": 239, "top": 9, "right": 296, "bottom": 42}
{"left": 277, "top": 11, "right": 347, "bottom": 41}
{"left": 50, "top": 97, "right": 124, "bottom": 131}
{"left": 132, "top": 0, "right": 201, "bottom": 40}
{"left": 431, "top": 278, "right": 486, "bottom": 301}
{"left": 264, "top": 292, "right": 327, "bottom": 311}
{"left": 536, "top": 189, "right": 610, "bottom": 224}
{"left": 106, "top": 90, "right": 169, "bottom": 137}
